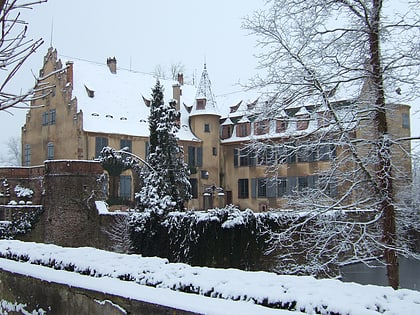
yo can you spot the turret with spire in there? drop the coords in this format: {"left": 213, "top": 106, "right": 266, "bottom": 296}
{"left": 190, "top": 64, "right": 220, "bottom": 117}
{"left": 188, "top": 64, "right": 223, "bottom": 209}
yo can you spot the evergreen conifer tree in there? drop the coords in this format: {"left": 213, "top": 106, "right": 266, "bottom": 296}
{"left": 137, "top": 80, "right": 191, "bottom": 214}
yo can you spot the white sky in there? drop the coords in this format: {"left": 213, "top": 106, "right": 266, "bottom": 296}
{"left": 1, "top": 0, "right": 263, "bottom": 157}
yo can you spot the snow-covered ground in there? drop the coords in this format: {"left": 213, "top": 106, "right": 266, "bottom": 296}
{"left": 1, "top": 240, "right": 420, "bottom": 315}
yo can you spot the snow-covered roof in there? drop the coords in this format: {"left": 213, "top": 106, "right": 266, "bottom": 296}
{"left": 189, "top": 65, "right": 220, "bottom": 117}
{"left": 71, "top": 59, "right": 197, "bottom": 141}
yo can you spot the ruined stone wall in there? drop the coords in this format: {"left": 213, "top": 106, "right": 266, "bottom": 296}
{"left": 0, "top": 160, "right": 123, "bottom": 250}
{"left": 0, "top": 165, "right": 44, "bottom": 204}
{"left": 42, "top": 160, "right": 105, "bottom": 247}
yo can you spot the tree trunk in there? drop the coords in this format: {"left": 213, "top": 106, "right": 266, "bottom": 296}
{"left": 370, "top": 0, "right": 399, "bottom": 289}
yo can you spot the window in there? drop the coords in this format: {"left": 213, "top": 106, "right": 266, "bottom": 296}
{"left": 298, "top": 177, "right": 308, "bottom": 192}
{"left": 254, "top": 120, "right": 269, "bottom": 135}
{"left": 238, "top": 179, "right": 249, "bottom": 198}
{"left": 47, "top": 142, "right": 54, "bottom": 160}
{"left": 196, "top": 98, "right": 206, "bottom": 109}
{"left": 42, "top": 110, "right": 56, "bottom": 126}
{"left": 120, "top": 139, "right": 132, "bottom": 152}
{"left": 286, "top": 145, "right": 296, "bottom": 164}
{"left": 204, "top": 123, "right": 210, "bottom": 132}
{"left": 296, "top": 146, "right": 317, "bottom": 163}
{"left": 188, "top": 146, "right": 203, "bottom": 167}
{"left": 277, "top": 178, "right": 287, "bottom": 197}
{"left": 238, "top": 147, "right": 256, "bottom": 167}
{"left": 42, "top": 111, "right": 49, "bottom": 126}
{"left": 402, "top": 113, "right": 410, "bottom": 129}
{"left": 317, "top": 111, "right": 331, "bottom": 128}
{"left": 201, "top": 170, "right": 209, "bottom": 179}
{"left": 212, "top": 147, "right": 217, "bottom": 156}
{"left": 276, "top": 146, "right": 287, "bottom": 164}
{"left": 119, "top": 175, "right": 131, "bottom": 199}
{"left": 24, "top": 144, "right": 31, "bottom": 166}
{"left": 297, "top": 114, "right": 310, "bottom": 130}
{"left": 318, "top": 143, "right": 336, "bottom": 161}
{"left": 221, "top": 125, "right": 232, "bottom": 139}
{"left": 276, "top": 120, "right": 288, "bottom": 133}
{"left": 190, "top": 178, "right": 198, "bottom": 199}
{"left": 50, "top": 109, "right": 56, "bottom": 125}
{"left": 95, "top": 137, "right": 108, "bottom": 158}
{"left": 257, "top": 178, "right": 267, "bottom": 197}
{"left": 236, "top": 123, "right": 250, "bottom": 137}
{"left": 319, "top": 176, "right": 337, "bottom": 197}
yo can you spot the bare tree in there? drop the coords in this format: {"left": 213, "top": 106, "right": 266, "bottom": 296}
{"left": 0, "top": 0, "right": 48, "bottom": 112}
{"left": 170, "top": 61, "right": 185, "bottom": 81}
{"left": 0, "top": 136, "right": 21, "bottom": 165}
{"left": 243, "top": 0, "right": 420, "bottom": 289}
{"left": 153, "top": 64, "right": 166, "bottom": 80}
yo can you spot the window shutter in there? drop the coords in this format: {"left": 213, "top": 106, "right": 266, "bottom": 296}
{"left": 197, "top": 147, "right": 203, "bottom": 167}
{"left": 330, "top": 178, "right": 338, "bottom": 197}
{"left": 251, "top": 178, "right": 257, "bottom": 198}
{"left": 234, "top": 148, "right": 238, "bottom": 167}
{"left": 308, "top": 175, "right": 317, "bottom": 189}
{"left": 188, "top": 146, "right": 195, "bottom": 166}
{"left": 267, "top": 181, "right": 277, "bottom": 198}
{"left": 287, "top": 176, "right": 297, "bottom": 195}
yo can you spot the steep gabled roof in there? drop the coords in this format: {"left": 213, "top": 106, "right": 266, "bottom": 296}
{"left": 70, "top": 59, "right": 197, "bottom": 141}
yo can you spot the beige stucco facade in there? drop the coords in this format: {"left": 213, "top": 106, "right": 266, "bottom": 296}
{"left": 21, "top": 48, "right": 412, "bottom": 211}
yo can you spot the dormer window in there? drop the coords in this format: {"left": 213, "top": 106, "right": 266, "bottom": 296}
{"left": 317, "top": 110, "right": 331, "bottom": 128}
{"left": 254, "top": 119, "right": 269, "bottom": 135}
{"left": 221, "top": 125, "right": 232, "bottom": 139}
{"left": 237, "top": 122, "right": 250, "bottom": 137}
{"left": 91, "top": 113, "right": 99, "bottom": 117}
{"left": 84, "top": 85, "right": 95, "bottom": 98}
{"left": 105, "top": 114, "right": 113, "bottom": 119}
{"left": 196, "top": 98, "right": 206, "bottom": 110}
{"left": 120, "top": 117, "right": 127, "bottom": 120}
{"left": 297, "top": 114, "right": 310, "bottom": 130}
{"left": 276, "top": 119, "right": 288, "bottom": 133}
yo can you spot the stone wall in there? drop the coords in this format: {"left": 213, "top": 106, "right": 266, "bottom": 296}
{"left": 0, "top": 165, "right": 44, "bottom": 204}
{"left": 0, "top": 160, "right": 121, "bottom": 250}
{"left": 0, "top": 268, "right": 198, "bottom": 315}
{"left": 42, "top": 160, "right": 106, "bottom": 247}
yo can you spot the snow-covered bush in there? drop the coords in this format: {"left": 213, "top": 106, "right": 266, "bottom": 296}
{"left": 0, "top": 207, "right": 43, "bottom": 239}
{"left": 0, "top": 299, "right": 46, "bottom": 315}
{"left": 14, "top": 185, "right": 33, "bottom": 199}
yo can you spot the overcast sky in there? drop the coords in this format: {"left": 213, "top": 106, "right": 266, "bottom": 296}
{"left": 1, "top": 0, "right": 263, "bottom": 157}
{"left": 1, "top": 0, "right": 420, "bottom": 160}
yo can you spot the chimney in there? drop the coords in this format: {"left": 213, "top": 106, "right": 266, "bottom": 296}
{"left": 107, "top": 57, "right": 117, "bottom": 74}
{"left": 177, "top": 72, "right": 184, "bottom": 85}
{"left": 66, "top": 61, "right": 73, "bottom": 84}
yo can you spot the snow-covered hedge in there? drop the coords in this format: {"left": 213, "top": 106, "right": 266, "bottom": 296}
{"left": 128, "top": 206, "right": 387, "bottom": 277}
{"left": 1, "top": 240, "right": 419, "bottom": 314}
{"left": 129, "top": 206, "right": 285, "bottom": 270}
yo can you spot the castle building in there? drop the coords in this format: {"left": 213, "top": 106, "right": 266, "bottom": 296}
{"left": 21, "top": 48, "right": 411, "bottom": 211}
